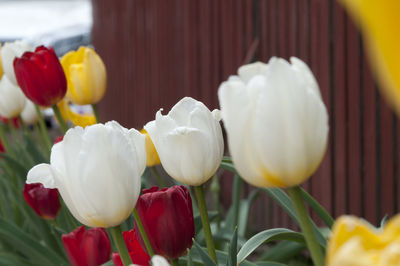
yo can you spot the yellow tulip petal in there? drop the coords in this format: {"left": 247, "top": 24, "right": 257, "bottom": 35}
{"left": 61, "top": 46, "right": 106, "bottom": 105}
{"left": 341, "top": 0, "right": 400, "bottom": 114}
{"left": 57, "top": 99, "right": 96, "bottom": 128}
{"left": 141, "top": 129, "right": 161, "bottom": 167}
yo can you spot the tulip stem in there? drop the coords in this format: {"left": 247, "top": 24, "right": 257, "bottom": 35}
{"left": 194, "top": 185, "right": 217, "bottom": 263}
{"left": 109, "top": 225, "right": 133, "bottom": 266}
{"left": 0, "top": 124, "right": 11, "bottom": 155}
{"left": 91, "top": 104, "right": 101, "bottom": 123}
{"left": 52, "top": 105, "right": 68, "bottom": 133}
{"left": 133, "top": 208, "right": 155, "bottom": 257}
{"left": 171, "top": 258, "right": 179, "bottom": 266}
{"left": 34, "top": 104, "right": 52, "bottom": 151}
{"left": 287, "top": 186, "right": 324, "bottom": 266}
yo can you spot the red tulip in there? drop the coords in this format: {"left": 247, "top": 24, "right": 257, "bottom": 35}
{"left": 136, "top": 186, "right": 195, "bottom": 259}
{"left": 22, "top": 183, "right": 61, "bottom": 220}
{"left": 13, "top": 46, "right": 67, "bottom": 107}
{"left": 0, "top": 116, "right": 20, "bottom": 128}
{"left": 62, "top": 226, "right": 111, "bottom": 266}
{"left": 112, "top": 229, "right": 151, "bottom": 266}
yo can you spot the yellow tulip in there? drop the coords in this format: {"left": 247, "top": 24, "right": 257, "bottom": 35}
{"left": 57, "top": 99, "right": 96, "bottom": 128}
{"left": 140, "top": 129, "right": 161, "bottom": 167}
{"left": 61, "top": 46, "right": 106, "bottom": 105}
{"left": 326, "top": 215, "right": 400, "bottom": 266}
{"left": 0, "top": 43, "right": 3, "bottom": 79}
{"left": 341, "top": 0, "right": 400, "bottom": 114}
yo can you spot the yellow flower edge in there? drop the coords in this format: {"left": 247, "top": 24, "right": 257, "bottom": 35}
{"left": 340, "top": 0, "right": 400, "bottom": 114}
{"left": 327, "top": 214, "right": 400, "bottom": 266}
{"left": 140, "top": 129, "right": 161, "bottom": 167}
{"left": 57, "top": 99, "right": 96, "bottom": 128}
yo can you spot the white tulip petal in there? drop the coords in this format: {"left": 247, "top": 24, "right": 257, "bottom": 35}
{"left": 151, "top": 255, "right": 171, "bottom": 266}
{"left": 219, "top": 57, "right": 329, "bottom": 188}
{"left": 0, "top": 76, "right": 26, "bottom": 118}
{"left": 146, "top": 97, "right": 224, "bottom": 186}
{"left": 26, "top": 164, "right": 56, "bottom": 188}
{"left": 238, "top": 61, "right": 269, "bottom": 84}
{"left": 1, "top": 40, "right": 32, "bottom": 85}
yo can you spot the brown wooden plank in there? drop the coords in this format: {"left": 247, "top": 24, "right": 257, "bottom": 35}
{"left": 259, "top": 0, "right": 268, "bottom": 62}
{"left": 362, "top": 48, "right": 377, "bottom": 223}
{"left": 346, "top": 15, "right": 362, "bottom": 217}
{"left": 332, "top": 1, "right": 347, "bottom": 218}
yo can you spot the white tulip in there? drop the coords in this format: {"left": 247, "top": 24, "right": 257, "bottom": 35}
{"left": 144, "top": 97, "right": 224, "bottom": 186}
{"left": 1, "top": 40, "right": 32, "bottom": 85}
{"left": 21, "top": 99, "right": 38, "bottom": 125}
{"left": 0, "top": 75, "right": 26, "bottom": 118}
{"left": 218, "top": 57, "right": 329, "bottom": 188}
{"left": 27, "top": 121, "right": 146, "bottom": 227}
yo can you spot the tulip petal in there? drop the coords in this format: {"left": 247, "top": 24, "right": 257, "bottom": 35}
{"left": 26, "top": 163, "right": 56, "bottom": 189}
{"left": 238, "top": 61, "right": 269, "bottom": 83}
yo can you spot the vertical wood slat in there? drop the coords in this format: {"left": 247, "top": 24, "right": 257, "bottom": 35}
{"left": 92, "top": 0, "right": 400, "bottom": 230}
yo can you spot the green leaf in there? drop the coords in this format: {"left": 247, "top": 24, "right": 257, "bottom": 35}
{"left": 101, "top": 260, "right": 115, "bottom": 266}
{"left": 257, "top": 241, "right": 305, "bottom": 263}
{"left": 0, "top": 253, "right": 36, "bottom": 266}
{"left": 0, "top": 217, "right": 67, "bottom": 265}
{"left": 237, "top": 228, "right": 306, "bottom": 263}
{"left": 226, "top": 227, "right": 238, "bottom": 266}
{"left": 300, "top": 188, "right": 334, "bottom": 228}
{"left": 187, "top": 247, "right": 194, "bottom": 266}
{"left": 23, "top": 134, "right": 49, "bottom": 164}
{"left": 193, "top": 240, "right": 217, "bottom": 266}
{"left": 254, "top": 262, "right": 287, "bottom": 266}
{"left": 263, "top": 188, "right": 326, "bottom": 247}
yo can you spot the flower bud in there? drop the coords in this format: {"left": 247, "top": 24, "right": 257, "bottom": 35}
{"left": 14, "top": 46, "right": 66, "bottom": 107}
{"left": 136, "top": 186, "right": 195, "bottom": 259}
{"left": 62, "top": 226, "right": 111, "bottom": 266}
{"left": 61, "top": 46, "right": 106, "bottom": 105}
{"left": 144, "top": 97, "right": 224, "bottom": 186}
{"left": 22, "top": 183, "right": 61, "bottom": 220}
{"left": 26, "top": 121, "right": 146, "bottom": 227}
{"left": 218, "top": 57, "right": 329, "bottom": 188}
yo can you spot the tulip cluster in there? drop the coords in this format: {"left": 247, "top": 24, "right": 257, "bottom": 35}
{"left": 3, "top": 24, "right": 400, "bottom": 266}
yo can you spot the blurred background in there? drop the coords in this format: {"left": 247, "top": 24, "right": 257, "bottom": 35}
{"left": 2, "top": 0, "right": 398, "bottom": 232}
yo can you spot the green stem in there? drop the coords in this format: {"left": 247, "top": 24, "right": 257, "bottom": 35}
{"left": 109, "top": 225, "right": 132, "bottom": 266}
{"left": 232, "top": 174, "right": 242, "bottom": 229}
{"left": 151, "top": 167, "right": 166, "bottom": 187}
{"left": 91, "top": 104, "right": 101, "bottom": 123}
{"left": 287, "top": 186, "right": 324, "bottom": 266}
{"left": 34, "top": 104, "right": 52, "bottom": 150}
{"left": 210, "top": 175, "right": 221, "bottom": 228}
{"left": 133, "top": 208, "right": 154, "bottom": 257}
{"left": 52, "top": 105, "right": 68, "bottom": 133}
{"left": 171, "top": 258, "right": 180, "bottom": 266}
{"left": 193, "top": 185, "right": 217, "bottom": 263}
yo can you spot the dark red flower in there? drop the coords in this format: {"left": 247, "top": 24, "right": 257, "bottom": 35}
{"left": 0, "top": 116, "right": 20, "bottom": 128}
{"left": 62, "top": 226, "right": 111, "bottom": 266}
{"left": 14, "top": 46, "right": 67, "bottom": 107}
{"left": 23, "top": 183, "right": 61, "bottom": 220}
{"left": 136, "top": 186, "right": 195, "bottom": 259}
{"left": 112, "top": 229, "right": 150, "bottom": 266}
{"left": 54, "top": 135, "right": 64, "bottom": 144}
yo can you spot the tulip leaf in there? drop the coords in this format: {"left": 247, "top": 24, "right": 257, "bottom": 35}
{"left": 187, "top": 247, "right": 194, "bottom": 266}
{"left": 254, "top": 262, "right": 287, "bottom": 266}
{"left": 256, "top": 241, "right": 306, "bottom": 263}
{"left": 219, "top": 161, "right": 239, "bottom": 176}
{"left": 237, "top": 228, "right": 306, "bottom": 263}
{"left": 193, "top": 240, "right": 217, "bottom": 266}
{"left": 226, "top": 227, "right": 238, "bottom": 266}
{"left": 0, "top": 253, "right": 36, "bottom": 266}
{"left": 263, "top": 188, "right": 326, "bottom": 247}
{"left": 23, "top": 134, "right": 49, "bottom": 164}
{"left": 100, "top": 260, "right": 114, "bottom": 266}
{"left": 300, "top": 188, "right": 334, "bottom": 228}
{"left": 0, "top": 217, "right": 67, "bottom": 265}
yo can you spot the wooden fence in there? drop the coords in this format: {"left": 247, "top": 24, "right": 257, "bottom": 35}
{"left": 92, "top": 0, "right": 399, "bottom": 230}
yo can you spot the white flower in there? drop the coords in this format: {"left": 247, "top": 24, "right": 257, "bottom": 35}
{"left": 21, "top": 99, "right": 38, "bottom": 125}
{"left": 130, "top": 255, "right": 170, "bottom": 266}
{"left": 144, "top": 97, "right": 224, "bottom": 186}
{"left": 27, "top": 121, "right": 146, "bottom": 227}
{"left": 0, "top": 75, "right": 26, "bottom": 118}
{"left": 218, "top": 57, "right": 329, "bottom": 188}
{"left": 1, "top": 40, "right": 32, "bottom": 85}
